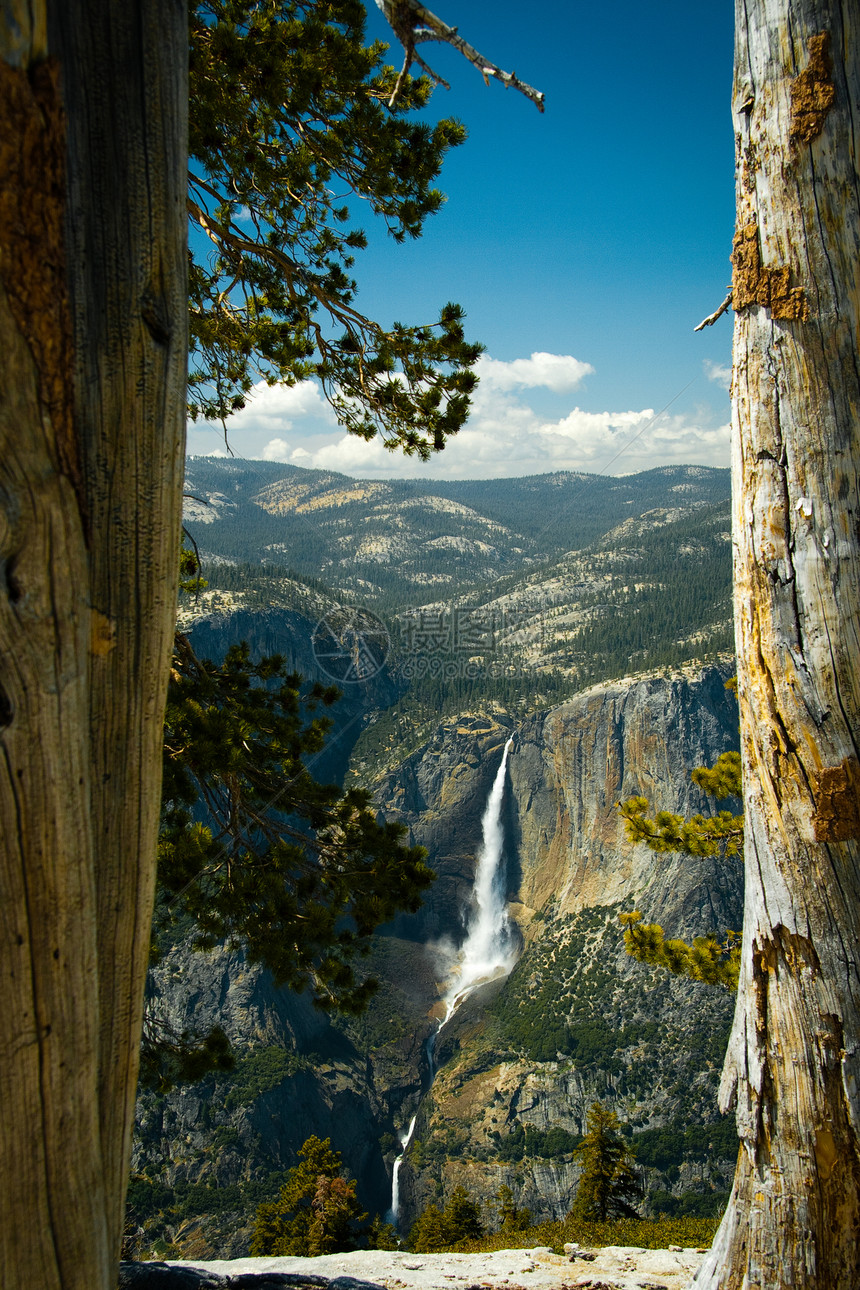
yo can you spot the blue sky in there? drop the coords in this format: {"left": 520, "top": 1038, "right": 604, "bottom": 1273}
{"left": 188, "top": 0, "right": 737, "bottom": 479}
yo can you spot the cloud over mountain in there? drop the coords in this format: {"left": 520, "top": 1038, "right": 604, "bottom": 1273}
{"left": 186, "top": 351, "right": 730, "bottom": 479}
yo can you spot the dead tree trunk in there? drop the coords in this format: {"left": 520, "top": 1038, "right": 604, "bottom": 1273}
{"left": 0, "top": 4, "right": 186, "bottom": 1287}
{"left": 694, "top": 2, "right": 860, "bottom": 1286}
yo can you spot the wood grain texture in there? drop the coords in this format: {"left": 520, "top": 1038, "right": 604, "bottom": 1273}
{"left": 48, "top": 1, "right": 188, "bottom": 1258}
{"left": 693, "top": 2, "right": 860, "bottom": 1286}
{"left": 0, "top": 2, "right": 187, "bottom": 1286}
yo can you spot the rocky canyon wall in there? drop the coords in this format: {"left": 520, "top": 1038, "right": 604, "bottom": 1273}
{"left": 132, "top": 655, "right": 743, "bottom": 1254}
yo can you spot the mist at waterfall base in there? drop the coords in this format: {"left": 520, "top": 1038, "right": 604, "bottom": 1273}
{"left": 388, "top": 737, "right": 518, "bottom": 1227}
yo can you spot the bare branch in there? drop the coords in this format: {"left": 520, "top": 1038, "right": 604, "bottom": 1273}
{"left": 376, "top": 0, "right": 545, "bottom": 112}
{"left": 412, "top": 49, "right": 451, "bottom": 91}
{"left": 694, "top": 290, "right": 733, "bottom": 331}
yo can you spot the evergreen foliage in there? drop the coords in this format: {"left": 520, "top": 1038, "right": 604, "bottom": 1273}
{"left": 646, "top": 1188, "right": 729, "bottom": 1219}
{"left": 618, "top": 687, "right": 743, "bottom": 991}
{"left": 251, "top": 1135, "right": 367, "bottom": 1255}
{"left": 434, "top": 1212, "right": 722, "bottom": 1255}
{"left": 484, "top": 902, "right": 736, "bottom": 1157}
{"left": 408, "top": 1202, "right": 449, "bottom": 1252}
{"left": 156, "top": 628, "right": 435, "bottom": 1013}
{"left": 409, "top": 1185, "right": 484, "bottom": 1251}
{"left": 619, "top": 913, "right": 741, "bottom": 991}
{"left": 188, "top": 0, "right": 481, "bottom": 454}
{"left": 632, "top": 1119, "right": 739, "bottom": 1171}
{"left": 138, "top": 1017, "right": 234, "bottom": 1093}
{"left": 491, "top": 967, "right": 659, "bottom": 1069}
{"left": 444, "top": 1185, "right": 485, "bottom": 1242}
{"left": 125, "top": 1163, "right": 296, "bottom": 1257}
{"left": 364, "top": 1214, "right": 399, "bottom": 1249}
{"left": 619, "top": 752, "right": 743, "bottom": 859}
{"left": 569, "top": 1102, "right": 641, "bottom": 1222}
{"left": 221, "top": 1044, "right": 309, "bottom": 1108}
{"left": 494, "top": 1184, "right": 532, "bottom": 1232}
{"left": 496, "top": 1123, "right": 583, "bottom": 1162}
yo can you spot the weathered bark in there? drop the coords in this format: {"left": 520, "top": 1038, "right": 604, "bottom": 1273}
{"left": 0, "top": 4, "right": 186, "bottom": 1287}
{"left": 693, "top": 3, "right": 860, "bottom": 1286}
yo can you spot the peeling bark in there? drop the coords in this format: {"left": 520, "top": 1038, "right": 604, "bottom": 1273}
{"left": 0, "top": 4, "right": 187, "bottom": 1288}
{"left": 731, "top": 220, "right": 809, "bottom": 319}
{"left": 693, "top": 3, "right": 860, "bottom": 1286}
{"left": 789, "top": 31, "right": 836, "bottom": 141}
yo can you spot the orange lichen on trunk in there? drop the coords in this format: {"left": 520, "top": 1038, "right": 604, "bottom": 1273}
{"left": 812, "top": 758, "right": 860, "bottom": 840}
{"left": 731, "top": 220, "right": 809, "bottom": 320}
{"left": 790, "top": 32, "right": 836, "bottom": 144}
{"left": 0, "top": 57, "right": 79, "bottom": 491}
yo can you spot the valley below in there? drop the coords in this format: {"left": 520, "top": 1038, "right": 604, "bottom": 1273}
{"left": 130, "top": 460, "right": 742, "bottom": 1259}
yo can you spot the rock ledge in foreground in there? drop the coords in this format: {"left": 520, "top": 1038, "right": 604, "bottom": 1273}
{"left": 119, "top": 1263, "right": 383, "bottom": 1290}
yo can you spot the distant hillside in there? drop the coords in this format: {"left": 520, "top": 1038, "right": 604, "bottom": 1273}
{"left": 180, "top": 459, "right": 734, "bottom": 755}
{"left": 183, "top": 458, "right": 731, "bottom": 612}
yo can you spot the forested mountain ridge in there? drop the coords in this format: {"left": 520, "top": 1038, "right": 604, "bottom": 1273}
{"left": 181, "top": 459, "right": 733, "bottom": 704}
{"left": 182, "top": 457, "right": 731, "bottom": 613}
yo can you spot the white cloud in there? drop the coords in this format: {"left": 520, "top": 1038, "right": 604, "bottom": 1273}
{"left": 305, "top": 434, "right": 407, "bottom": 476}
{"left": 283, "top": 401, "right": 730, "bottom": 481}
{"left": 477, "top": 351, "right": 594, "bottom": 392}
{"left": 705, "top": 360, "right": 732, "bottom": 391}
{"left": 541, "top": 407, "right": 655, "bottom": 447}
{"left": 187, "top": 377, "right": 339, "bottom": 458}
{"left": 200, "top": 378, "right": 337, "bottom": 432}
{"left": 186, "top": 352, "right": 731, "bottom": 479}
{"left": 261, "top": 437, "right": 291, "bottom": 461}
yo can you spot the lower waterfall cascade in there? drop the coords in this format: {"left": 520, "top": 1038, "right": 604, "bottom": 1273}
{"left": 389, "top": 735, "right": 518, "bottom": 1227}
{"left": 386, "top": 1114, "right": 417, "bottom": 1226}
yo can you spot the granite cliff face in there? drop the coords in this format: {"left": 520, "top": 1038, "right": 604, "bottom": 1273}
{"left": 508, "top": 666, "right": 742, "bottom": 931}
{"left": 132, "top": 665, "right": 743, "bottom": 1254}
{"left": 132, "top": 944, "right": 396, "bottom": 1258}
{"left": 371, "top": 714, "right": 516, "bottom": 945}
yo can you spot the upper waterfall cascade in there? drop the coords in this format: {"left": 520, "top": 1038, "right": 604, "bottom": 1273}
{"left": 441, "top": 734, "right": 517, "bottom": 1024}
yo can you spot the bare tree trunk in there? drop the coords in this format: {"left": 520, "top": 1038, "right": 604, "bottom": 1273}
{"left": 694, "top": 2, "right": 860, "bottom": 1286}
{"left": 0, "top": 3, "right": 186, "bottom": 1287}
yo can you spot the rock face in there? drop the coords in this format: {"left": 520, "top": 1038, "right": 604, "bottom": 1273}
{"left": 133, "top": 945, "right": 394, "bottom": 1258}
{"left": 132, "top": 665, "right": 743, "bottom": 1254}
{"left": 185, "top": 608, "right": 403, "bottom": 783}
{"left": 372, "top": 713, "right": 516, "bottom": 944}
{"left": 510, "top": 666, "right": 742, "bottom": 931}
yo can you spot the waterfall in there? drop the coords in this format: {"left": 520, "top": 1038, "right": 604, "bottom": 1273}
{"left": 387, "top": 1114, "right": 417, "bottom": 1226}
{"left": 441, "top": 735, "right": 517, "bottom": 1023}
{"left": 388, "top": 735, "right": 517, "bottom": 1228}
